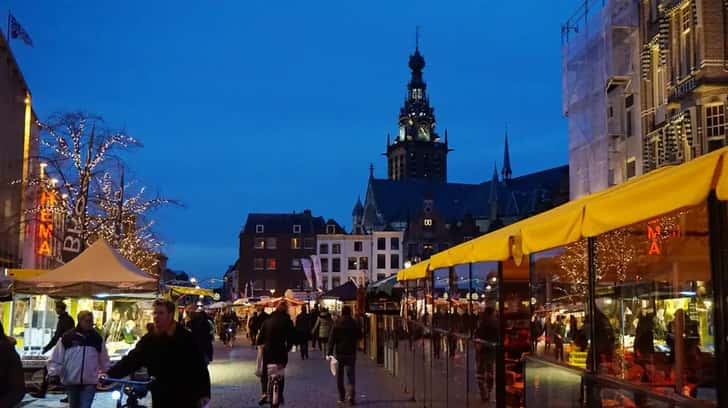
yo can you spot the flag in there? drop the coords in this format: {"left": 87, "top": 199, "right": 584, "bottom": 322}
{"left": 9, "top": 14, "right": 33, "bottom": 47}
{"left": 301, "top": 258, "right": 313, "bottom": 289}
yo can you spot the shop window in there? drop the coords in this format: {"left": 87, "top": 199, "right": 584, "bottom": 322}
{"left": 359, "top": 256, "right": 368, "bottom": 270}
{"left": 321, "top": 258, "right": 329, "bottom": 273}
{"left": 354, "top": 241, "right": 363, "bottom": 252}
{"left": 348, "top": 257, "right": 358, "bottom": 270}
{"left": 377, "top": 237, "right": 386, "bottom": 250}
{"left": 254, "top": 238, "right": 265, "bottom": 249}
{"left": 254, "top": 258, "right": 264, "bottom": 270}
{"left": 332, "top": 258, "right": 341, "bottom": 273}
{"left": 377, "top": 254, "right": 386, "bottom": 269}
{"left": 266, "top": 258, "right": 277, "bottom": 270}
{"left": 593, "top": 204, "right": 715, "bottom": 403}
{"left": 332, "top": 243, "right": 341, "bottom": 254}
{"left": 265, "top": 237, "right": 277, "bottom": 249}
{"left": 532, "top": 241, "right": 590, "bottom": 369}
{"left": 390, "top": 237, "right": 400, "bottom": 250}
{"left": 319, "top": 243, "right": 328, "bottom": 254}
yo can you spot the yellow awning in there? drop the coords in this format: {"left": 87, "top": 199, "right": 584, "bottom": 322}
{"left": 5, "top": 268, "right": 49, "bottom": 279}
{"left": 396, "top": 260, "right": 429, "bottom": 281}
{"left": 167, "top": 285, "right": 215, "bottom": 297}
{"left": 469, "top": 223, "right": 519, "bottom": 263}
{"left": 582, "top": 149, "right": 724, "bottom": 237}
{"left": 397, "top": 146, "right": 728, "bottom": 281}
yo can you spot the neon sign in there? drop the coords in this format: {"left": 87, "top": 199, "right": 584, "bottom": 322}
{"left": 37, "top": 190, "right": 55, "bottom": 256}
{"left": 646, "top": 218, "right": 681, "bottom": 256}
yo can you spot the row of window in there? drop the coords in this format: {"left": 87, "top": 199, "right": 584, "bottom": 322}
{"left": 319, "top": 237, "right": 400, "bottom": 254}
{"left": 255, "top": 224, "right": 305, "bottom": 234}
{"left": 319, "top": 254, "right": 399, "bottom": 272}
{"left": 254, "top": 237, "right": 315, "bottom": 250}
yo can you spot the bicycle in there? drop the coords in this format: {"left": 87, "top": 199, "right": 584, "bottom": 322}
{"left": 100, "top": 376, "right": 154, "bottom": 408}
{"left": 221, "top": 323, "right": 236, "bottom": 347}
{"left": 266, "top": 364, "right": 285, "bottom": 407}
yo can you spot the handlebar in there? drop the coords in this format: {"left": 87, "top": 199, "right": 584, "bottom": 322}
{"left": 101, "top": 376, "right": 155, "bottom": 386}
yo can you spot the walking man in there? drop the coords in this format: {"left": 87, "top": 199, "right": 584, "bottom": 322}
{"left": 43, "top": 301, "right": 75, "bottom": 354}
{"left": 47, "top": 311, "right": 110, "bottom": 408}
{"left": 295, "top": 306, "right": 312, "bottom": 359}
{"left": 106, "top": 299, "right": 211, "bottom": 408}
{"left": 327, "top": 306, "right": 363, "bottom": 405}
{"left": 250, "top": 306, "right": 269, "bottom": 348}
{"left": 256, "top": 302, "right": 295, "bottom": 405}
{"left": 33, "top": 301, "right": 76, "bottom": 399}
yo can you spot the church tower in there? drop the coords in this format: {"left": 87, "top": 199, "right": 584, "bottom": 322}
{"left": 386, "top": 35, "right": 450, "bottom": 182}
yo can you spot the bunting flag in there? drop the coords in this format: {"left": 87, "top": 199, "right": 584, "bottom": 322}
{"left": 9, "top": 13, "right": 33, "bottom": 47}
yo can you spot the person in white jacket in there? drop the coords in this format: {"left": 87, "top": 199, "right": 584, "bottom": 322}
{"left": 48, "top": 310, "right": 110, "bottom": 408}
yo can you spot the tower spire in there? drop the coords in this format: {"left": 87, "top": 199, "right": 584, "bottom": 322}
{"left": 501, "top": 126, "right": 512, "bottom": 182}
{"left": 369, "top": 163, "right": 374, "bottom": 179}
{"left": 415, "top": 25, "right": 420, "bottom": 52}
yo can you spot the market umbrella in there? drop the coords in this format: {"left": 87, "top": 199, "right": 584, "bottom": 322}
{"left": 321, "top": 281, "right": 358, "bottom": 301}
{"left": 11, "top": 239, "right": 157, "bottom": 297}
{"left": 367, "top": 275, "right": 401, "bottom": 296}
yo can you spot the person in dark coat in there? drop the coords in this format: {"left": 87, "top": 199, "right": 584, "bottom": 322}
{"left": 33, "top": 301, "right": 76, "bottom": 399}
{"left": 43, "top": 301, "right": 75, "bottom": 353}
{"left": 474, "top": 307, "right": 498, "bottom": 401}
{"left": 0, "top": 321, "right": 24, "bottom": 407}
{"left": 106, "top": 299, "right": 210, "bottom": 408}
{"left": 327, "top": 306, "right": 363, "bottom": 405}
{"left": 185, "top": 307, "right": 214, "bottom": 363}
{"left": 295, "top": 306, "right": 312, "bottom": 360}
{"left": 250, "top": 306, "right": 269, "bottom": 347}
{"left": 256, "top": 302, "right": 296, "bottom": 405}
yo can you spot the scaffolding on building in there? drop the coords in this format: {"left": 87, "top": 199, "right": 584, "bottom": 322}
{"left": 562, "top": 0, "right": 640, "bottom": 199}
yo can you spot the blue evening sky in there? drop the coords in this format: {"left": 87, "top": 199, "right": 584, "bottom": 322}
{"left": 9, "top": 1, "right": 577, "bottom": 282}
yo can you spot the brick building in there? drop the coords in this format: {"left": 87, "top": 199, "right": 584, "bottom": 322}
{"left": 238, "top": 210, "right": 327, "bottom": 296}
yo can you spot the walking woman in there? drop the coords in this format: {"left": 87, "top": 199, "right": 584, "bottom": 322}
{"left": 311, "top": 309, "right": 333, "bottom": 355}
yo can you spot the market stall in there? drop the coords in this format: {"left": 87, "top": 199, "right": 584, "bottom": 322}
{"left": 320, "top": 280, "right": 358, "bottom": 315}
{"left": 9, "top": 240, "right": 158, "bottom": 362}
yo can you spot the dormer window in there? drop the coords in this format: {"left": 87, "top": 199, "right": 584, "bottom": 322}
{"left": 326, "top": 225, "right": 336, "bottom": 234}
{"left": 293, "top": 224, "right": 301, "bottom": 234}
{"left": 256, "top": 224, "right": 264, "bottom": 234}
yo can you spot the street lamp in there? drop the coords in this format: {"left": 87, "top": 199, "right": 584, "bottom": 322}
{"left": 190, "top": 277, "right": 198, "bottom": 285}
{"left": 269, "top": 289, "right": 275, "bottom": 296}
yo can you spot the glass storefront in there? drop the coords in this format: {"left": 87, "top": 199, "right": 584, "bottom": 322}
{"left": 592, "top": 205, "right": 716, "bottom": 403}
{"left": 392, "top": 198, "right": 728, "bottom": 407}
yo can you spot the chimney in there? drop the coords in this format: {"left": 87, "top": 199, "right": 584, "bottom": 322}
{"left": 303, "top": 209, "right": 312, "bottom": 216}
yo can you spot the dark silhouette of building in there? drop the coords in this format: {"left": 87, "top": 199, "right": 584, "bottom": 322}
{"left": 386, "top": 40, "right": 450, "bottom": 182}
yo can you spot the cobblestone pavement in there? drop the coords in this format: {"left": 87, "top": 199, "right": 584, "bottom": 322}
{"left": 21, "top": 338, "right": 415, "bottom": 407}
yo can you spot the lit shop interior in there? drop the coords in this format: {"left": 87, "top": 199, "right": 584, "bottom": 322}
{"left": 395, "top": 148, "right": 728, "bottom": 407}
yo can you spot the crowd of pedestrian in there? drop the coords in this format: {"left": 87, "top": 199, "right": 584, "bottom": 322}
{"left": 249, "top": 302, "right": 364, "bottom": 406}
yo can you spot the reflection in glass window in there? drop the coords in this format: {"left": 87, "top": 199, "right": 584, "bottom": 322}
{"left": 594, "top": 204, "right": 715, "bottom": 403}
{"left": 532, "top": 241, "right": 589, "bottom": 369}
